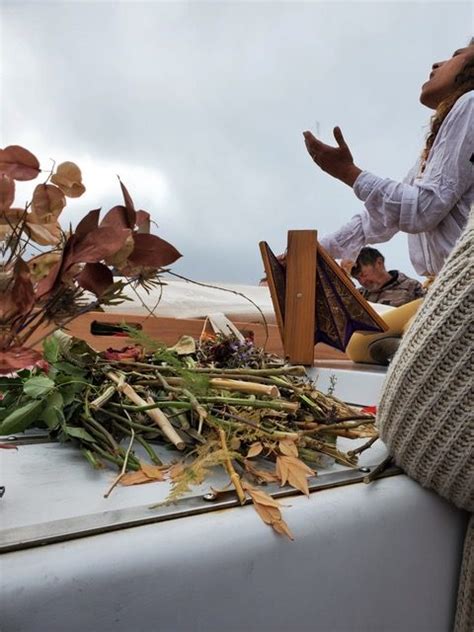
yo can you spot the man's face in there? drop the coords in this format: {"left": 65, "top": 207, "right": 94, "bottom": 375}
{"left": 420, "top": 45, "right": 474, "bottom": 109}
{"left": 354, "top": 261, "right": 384, "bottom": 291}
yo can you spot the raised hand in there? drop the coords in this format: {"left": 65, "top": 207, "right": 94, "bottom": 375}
{"left": 303, "top": 127, "right": 362, "bottom": 187}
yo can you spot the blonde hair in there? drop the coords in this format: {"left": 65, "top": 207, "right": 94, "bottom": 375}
{"left": 420, "top": 45, "right": 474, "bottom": 173}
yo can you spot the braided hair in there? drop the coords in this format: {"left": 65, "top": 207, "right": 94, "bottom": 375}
{"left": 420, "top": 43, "right": 474, "bottom": 173}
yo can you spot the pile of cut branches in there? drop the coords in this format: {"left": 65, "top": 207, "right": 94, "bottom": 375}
{"left": 0, "top": 332, "right": 376, "bottom": 538}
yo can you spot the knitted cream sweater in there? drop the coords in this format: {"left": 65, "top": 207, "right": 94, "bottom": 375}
{"left": 377, "top": 208, "right": 473, "bottom": 631}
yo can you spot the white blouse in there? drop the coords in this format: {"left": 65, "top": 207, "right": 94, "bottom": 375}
{"left": 320, "top": 90, "right": 474, "bottom": 276}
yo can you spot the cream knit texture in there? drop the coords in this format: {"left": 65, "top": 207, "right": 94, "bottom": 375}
{"left": 377, "top": 207, "right": 474, "bottom": 632}
{"left": 377, "top": 212, "right": 473, "bottom": 510}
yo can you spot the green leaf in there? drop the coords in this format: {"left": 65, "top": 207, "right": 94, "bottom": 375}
{"left": 54, "top": 362, "right": 86, "bottom": 378}
{"left": 0, "top": 400, "right": 44, "bottom": 435}
{"left": 43, "top": 336, "right": 60, "bottom": 363}
{"left": 0, "top": 377, "right": 22, "bottom": 390}
{"left": 64, "top": 426, "right": 95, "bottom": 443}
{"left": 39, "top": 391, "right": 64, "bottom": 429}
{"left": 59, "top": 385, "right": 77, "bottom": 406}
{"left": 23, "top": 375, "right": 55, "bottom": 399}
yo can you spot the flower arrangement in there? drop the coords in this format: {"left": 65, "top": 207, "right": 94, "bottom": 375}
{"left": 0, "top": 144, "right": 181, "bottom": 374}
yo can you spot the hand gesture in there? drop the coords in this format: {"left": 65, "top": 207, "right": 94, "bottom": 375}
{"left": 340, "top": 259, "right": 355, "bottom": 277}
{"left": 303, "top": 127, "right": 361, "bottom": 187}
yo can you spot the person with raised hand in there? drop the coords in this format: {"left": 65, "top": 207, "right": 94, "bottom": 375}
{"left": 304, "top": 41, "right": 474, "bottom": 279}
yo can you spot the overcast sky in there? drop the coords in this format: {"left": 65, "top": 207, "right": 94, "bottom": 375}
{"left": 1, "top": 0, "right": 473, "bottom": 283}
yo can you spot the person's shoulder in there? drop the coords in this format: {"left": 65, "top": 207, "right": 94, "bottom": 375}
{"left": 446, "top": 90, "right": 474, "bottom": 121}
{"left": 395, "top": 271, "right": 423, "bottom": 287}
{"left": 455, "top": 90, "right": 474, "bottom": 106}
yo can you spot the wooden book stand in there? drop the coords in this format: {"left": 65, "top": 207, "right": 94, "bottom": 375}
{"left": 259, "top": 230, "right": 388, "bottom": 365}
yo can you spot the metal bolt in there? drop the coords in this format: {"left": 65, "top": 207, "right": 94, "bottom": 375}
{"left": 203, "top": 492, "right": 218, "bottom": 502}
{"left": 358, "top": 467, "right": 371, "bottom": 473}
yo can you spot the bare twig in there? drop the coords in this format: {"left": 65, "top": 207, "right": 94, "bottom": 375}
{"left": 104, "top": 429, "right": 135, "bottom": 498}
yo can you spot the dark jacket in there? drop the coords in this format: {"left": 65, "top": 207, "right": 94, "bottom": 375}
{"left": 359, "top": 271, "right": 425, "bottom": 307}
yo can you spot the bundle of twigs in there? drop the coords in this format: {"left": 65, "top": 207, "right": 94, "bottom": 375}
{"left": 0, "top": 332, "right": 377, "bottom": 538}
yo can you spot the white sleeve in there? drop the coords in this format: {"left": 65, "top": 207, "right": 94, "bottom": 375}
{"left": 319, "top": 210, "right": 399, "bottom": 260}
{"left": 353, "top": 93, "right": 474, "bottom": 234}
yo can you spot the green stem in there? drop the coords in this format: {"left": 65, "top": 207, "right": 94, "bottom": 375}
{"left": 91, "top": 443, "right": 139, "bottom": 470}
{"left": 81, "top": 414, "right": 121, "bottom": 453}
{"left": 110, "top": 420, "right": 163, "bottom": 466}
{"left": 81, "top": 448, "right": 102, "bottom": 469}
{"left": 99, "top": 407, "right": 163, "bottom": 436}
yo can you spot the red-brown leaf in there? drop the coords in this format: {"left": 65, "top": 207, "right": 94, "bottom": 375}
{"left": 31, "top": 184, "right": 66, "bottom": 221}
{"left": 0, "top": 145, "right": 40, "bottom": 181}
{"left": 77, "top": 262, "right": 113, "bottom": 297}
{"left": 100, "top": 205, "right": 132, "bottom": 229}
{"left": 74, "top": 209, "right": 101, "bottom": 239}
{"left": 118, "top": 178, "right": 137, "bottom": 227}
{"left": 0, "top": 208, "right": 25, "bottom": 239}
{"left": 102, "top": 346, "right": 142, "bottom": 361}
{"left": 36, "top": 259, "right": 63, "bottom": 298}
{"left": 70, "top": 226, "right": 131, "bottom": 264}
{"left": 136, "top": 210, "right": 151, "bottom": 233}
{"left": 0, "top": 175, "right": 15, "bottom": 210}
{"left": 128, "top": 233, "right": 181, "bottom": 268}
{"left": 0, "top": 347, "right": 44, "bottom": 375}
{"left": 0, "top": 259, "right": 35, "bottom": 323}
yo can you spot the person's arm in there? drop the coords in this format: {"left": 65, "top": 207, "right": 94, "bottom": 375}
{"left": 319, "top": 209, "right": 399, "bottom": 260}
{"left": 352, "top": 94, "right": 474, "bottom": 233}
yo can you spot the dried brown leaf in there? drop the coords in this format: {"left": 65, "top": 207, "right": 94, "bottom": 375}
{"left": 51, "top": 161, "right": 85, "bottom": 197}
{"left": 168, "top": 335, "right": 196, "bottom": 356}
{"left": 31, "top": 184, "right": 66, "bottom": 221}
{"left": 0, "top": 208, "right": 24, "bottom": 238}
{"left": 242, "top": 482, "right": 293, "bottom": 540}
{"left": 244, "top": 459, "right": 279, "bottom": 483}
{"left": 0, "top": 145, "right": 40, "bottom": 181}
{"left": 279, "top": 439, "right": 298, "bottom": 457}
{"left": 28, "top": 252, "right": 62, "bottom": 282}
{"left": 246, "top": 442, "right": 263, "bottom": 458}
{"left": 276, "top": 456, "right": 315, "bottom": 497}
{"left": 120, "top": 462, "right": 166, "bottom": 486}
{"left": 25, "top": 217, "right": 62, "bottom": 245}
{"left": 168, "top": 463, "right": 184, "bottom": 480}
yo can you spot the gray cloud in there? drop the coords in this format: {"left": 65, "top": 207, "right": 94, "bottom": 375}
{"left": 1, "top": 0, "right": 472, "bottom": 282}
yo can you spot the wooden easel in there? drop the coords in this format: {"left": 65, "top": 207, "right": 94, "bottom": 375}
{"left": 260, "top": 230, "right": 388, "bottom": 365}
